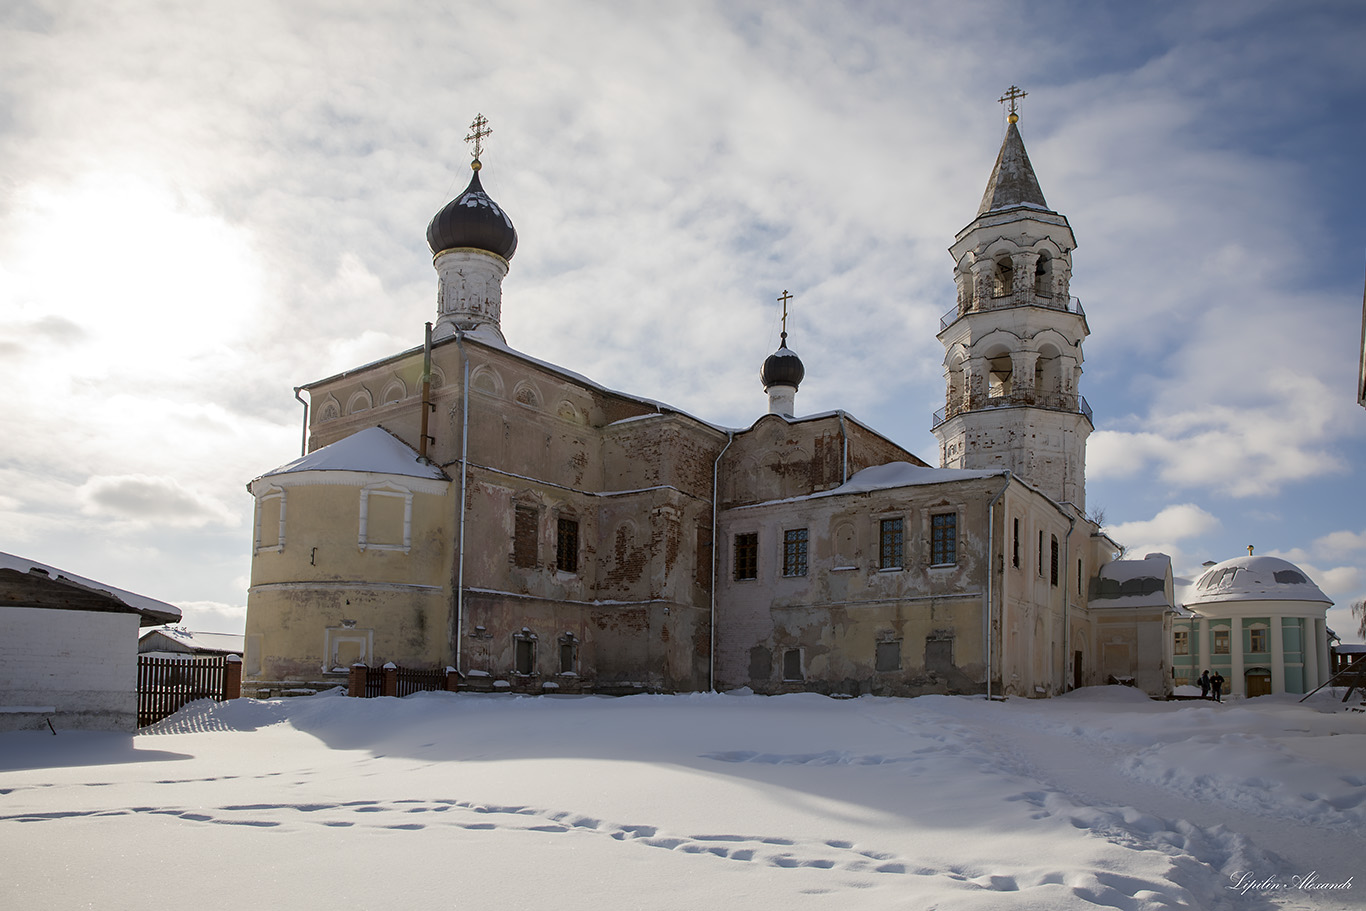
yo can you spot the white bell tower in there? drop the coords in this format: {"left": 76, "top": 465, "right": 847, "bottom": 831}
{"left": 932, "top": 88, "right": 1092, "bottom": 512}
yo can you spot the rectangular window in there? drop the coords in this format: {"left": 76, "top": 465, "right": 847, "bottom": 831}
{"left": 1249, "top": 627, "right": 1267, "bottom": 653}
{"left": 1213, "top": 629, "right": 1230, "bottom": 654}
{"left": 255, "top": 491, "right": 285, "bottom": 552}
{"left": 782, "top": 648, "right": 803, "bottom": 681}
{"left": 515, "top": 636, "right": 536, "bottom": 675}
{"left": 1038, "top": 530, "right": 1044, "bottom": 575}
{"left": 876, "top": 639, "right": 901, "bottom": 672}
{"left": 514, "top": 505, "right": 538, "bottom": 568}
{"left": 734, "top": 532, "right": 758, "bottom": 581}
{"left": 1174, "top": 630, "right": 1189, "bottom": 656}
{"left": 559, "top": 639, "right": 576, "bottom": 674}
{"left": 783, "top": 528, "right": 809, "bottom": 577}
{"left": 1012, "top": 517, "right": 1020, "bottom": 568}
{"left": 879, "top": 518, "right": 904, "bottom": 569}
{"left": 556, "top": 517, "right": 579, "bottom": 573}
{"left": 1077, "top": 558, "right": 1083, "bottom": 593}
{"left": 1050, "top": 535, "right": 1059, "bottom": 587}
{"left": 931, "top": 513, "right": 957, "bottom": 565}
{"left": 365, "top": 491, "right": 406, "bottom": 548}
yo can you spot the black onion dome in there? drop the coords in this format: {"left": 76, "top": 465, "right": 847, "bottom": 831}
{"left": 761, "top": 337, "right": 805, "bottom": 389}
{"left": 426, "top": 166, "right": 518, "bottom": 260}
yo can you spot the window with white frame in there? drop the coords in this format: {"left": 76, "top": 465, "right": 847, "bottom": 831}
{"left": 359, "top": 483, "right": 414, "bottom": 552}
{"left": 255, "top": 487, "right": 286, "bottom": 553}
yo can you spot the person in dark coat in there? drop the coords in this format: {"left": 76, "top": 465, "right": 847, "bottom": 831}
{"left": 1211, "top": 672, "right": 1225, "bottom": 702}
{"left": 1199, "top": 670, "right": 1211, "bottom": 699}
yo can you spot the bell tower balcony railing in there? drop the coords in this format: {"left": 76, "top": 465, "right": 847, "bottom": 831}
{"left": 940, "top": 294, "right": 1085, "bottom": 332}
{"left": 932, "top": 391, "right": 1091, "bottom": 430}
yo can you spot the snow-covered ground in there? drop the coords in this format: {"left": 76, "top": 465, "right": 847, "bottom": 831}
{"left": 2, "top": 687, "right": 1362, "bottom": 910}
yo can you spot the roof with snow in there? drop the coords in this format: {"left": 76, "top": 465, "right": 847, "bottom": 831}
{"left": 728, "top": 462, "right": 1005, "bottom": 512}
{"left": 139, "top": 627, "right": 244, "bottom": 655}
{"left": 0, "top": 551, "right": 182, "bottom": 627}
{"left": 977, "top": 121, "right": 1051, "bottom": 216}
{"left": 258, "top": 427, "right": 449, "bottom": 482}
{"left": 1184, "top": 555, "right": 1330, "bottom": 606}
{"left": 826, "top": 462, "right": 1004, "bottom": 496}
{"left": 760, "top": 340, "right": 805, "bottom": 390}
{"left": 1089, "top": 553, "right": 1173, "bottom": 610}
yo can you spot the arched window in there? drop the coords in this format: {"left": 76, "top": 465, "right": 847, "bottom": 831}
{"left": 987, "top": 354, "right": 1013, "bottom": 397}
{"left": 1034, "top": 254, "right": 1052, "bottom": 296}
{"left": 992, "top": 259, "right": 1014, "bottom": 297}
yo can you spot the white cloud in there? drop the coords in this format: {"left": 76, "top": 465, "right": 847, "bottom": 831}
{"left": 172, "top": 600, "right": 248, "bottom": 633}
{"left": 1312, "top": 529, "right": 1366, "bottom": 560}
{"left": 1105, "top": 504, "right": 1221, "bottom": 567}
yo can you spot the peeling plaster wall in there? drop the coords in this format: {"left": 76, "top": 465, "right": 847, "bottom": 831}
{"left": 716, "top": 476, "right": 1004, "bottom": 697}
{"left": 250, "top": 338, "right": 723, "bottom": 692}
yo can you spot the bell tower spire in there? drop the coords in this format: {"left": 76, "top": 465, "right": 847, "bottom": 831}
{"left": 932, "top": 90, "right": 1092, "bottom": 511}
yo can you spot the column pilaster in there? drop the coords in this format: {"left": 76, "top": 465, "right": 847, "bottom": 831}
{"left": 1270, "top": 619, "right": 1285, "bottom": 694}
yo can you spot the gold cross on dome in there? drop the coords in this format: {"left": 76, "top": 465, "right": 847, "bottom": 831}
{"left": 999, "top": 85, "right": 1027, "bottom": 123}
{"left": 777, "top": 290, "right": 793, "bottom": 340}
{"left": 465, "top": 113, "right": 492, "bottom": 160}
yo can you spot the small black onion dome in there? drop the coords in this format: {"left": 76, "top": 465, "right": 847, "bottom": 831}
{"left": 761, "top": 334, "right": 805, "bottom": 389}
{"left": 425, "top": 163, "right": 518, "bottom": 260}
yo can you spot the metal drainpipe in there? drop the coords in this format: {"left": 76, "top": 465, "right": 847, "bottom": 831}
{"left": 453, "top": 330, "right": 471, "bottom": 675}
{"left": 293, "top": 387, "right": 308, "bottom": 456}
{"left": 709, "top": 431, "right": 735, "bottom": 692}
{"left": 836, "top": 412, "right": 848, "bottom": 483}
{"left": 985, "top": 471, "right": 1011, "bottom": 700}
{"left": 1061, "top": 511, "right": 1077, "bottom": 692}
{"left": 419, "top": 323, "right": 433, "bottom": 463}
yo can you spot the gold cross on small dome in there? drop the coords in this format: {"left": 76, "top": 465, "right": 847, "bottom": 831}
{"left": 998, "top": 85, "right": 1027, "bottom": 123}
{"left": 466, "top": 113, "right": 492, "bottom": 166}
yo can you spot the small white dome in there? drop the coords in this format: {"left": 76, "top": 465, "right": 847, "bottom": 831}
{"left": 1186, "top": 555, "right": 1329, "bottom": 606}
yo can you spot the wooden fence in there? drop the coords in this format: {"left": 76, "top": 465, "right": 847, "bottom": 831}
{"left": 137, "top": 655, "right": 242, "bottom": 727}
{"left": 348, "top": 663, "right": 458, "bottom": 698}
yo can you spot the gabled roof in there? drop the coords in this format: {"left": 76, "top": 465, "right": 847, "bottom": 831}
{"left": 0, "top": 552, "right": 182, "bottom": 627}
{"left": 977, "top": 121, "right": 1051, "bottom": 216}
{"left": 139, "top": 627, "right": 244, "bottom": 655}
{"left": 259, "top": 426, "right": 449, "bottom": 482}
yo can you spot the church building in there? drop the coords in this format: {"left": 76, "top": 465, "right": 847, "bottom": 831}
{"left": 244, "top": 99, "right": 1203, "bottom": 699}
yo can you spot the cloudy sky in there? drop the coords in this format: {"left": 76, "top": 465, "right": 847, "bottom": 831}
{"left": 2, "top": 0, "right": 1364, "bottom": 640}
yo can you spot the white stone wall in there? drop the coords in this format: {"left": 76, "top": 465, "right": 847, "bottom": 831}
{"left": 0, "top": 607, "right": 140, "bottom": 732}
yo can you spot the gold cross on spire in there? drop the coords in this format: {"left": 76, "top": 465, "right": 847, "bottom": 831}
{"left": 999, "top": 85, "right": 1027, "bottom": 124}
{"left": 777, "top": 290, "right": 793, "bottom": 343}
{"left": 465, "top": 113, "right": 492, "bottom": 163}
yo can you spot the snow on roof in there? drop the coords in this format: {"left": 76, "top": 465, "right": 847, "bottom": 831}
{"left": 260, "top": 427, "right": 448, "bottom": 481}
{"left": 728, "top": 462, "right": 1006, "bottom": 512}
{"left": 1183, "top": 554, "right": 1330, "bottom": 606}
{"left": 827, "top": 462, "right": 1004, "bottom": 495}
{"left": 0, "top": 551, "right": 182, "bottom": 626}
{"left": 1089, "top": 554, "right": 1173, "bottom": 610}
{"left": 1098, "top": 553, "right": 1171, "bottom": 583}
{"left": 140, "top": 627, "right": 244, "bottom": 654}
